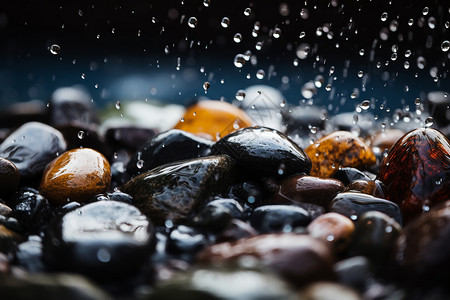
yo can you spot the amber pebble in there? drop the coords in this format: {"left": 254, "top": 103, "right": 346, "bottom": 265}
{"left": 377, "top": 128, "right": 450, "bottom": 223}
{"left": 305, "top": 131, "right": 376, "bottom": 178}
{"left": 270, "top": 175, "right": 345, "bottom": 208}
{"left": 0, "top": 157, "right": 20, "bottom": 197}
{"left": 197, "top": 233, "right": 335, "bottom": 286}
{"left": 173, "top": 100, "right": 253, "bottom": 141}
{"left": 345, "top": 179, "right": 385, "bottom": 198}
{"left": 370, "top": 129, "right": 405, "bottom": 150}
{"left": 39, "top": 148, "right": 111, "bottom": 205}
{"left": 307, "top": 212, "right": 355, "bottom": 255}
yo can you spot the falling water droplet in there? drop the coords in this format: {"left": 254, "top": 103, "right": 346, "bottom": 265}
{"left": 81, "top": 73, "right": 86, "bottom": 79}
{"left": 256, "top": 69, "right": 265, "bottom": 79}
{"left": 203, "top": 81, "right": 210, "bottom": 92}
{"left": 360, "top": 100, "right": 370, "bottom": 110}
{"left": 49, "top": 44, "right": 61, "bottom": 55}
{"left": 272, "top": 27, "right": 282, "bottom": 38}
{"left": 221, "top": 17, "right": 230, "bottom": 28}
{"left": 115, "top": 101, "right": 121, "bottom": 110}
{"left": 357, "top": 70, "right": 364, "bottom": 78}
{"left": 422, "top": 7, "right": 429, "bottom": 16}
{"left": 77, "top": 131, "right": 85, "bottom": 139}
{"left": 380, "top": 12, "right": 388, "bottom": 22}
{"left": 235, "top": 90, "right": 246, "bottom": 101}
{"left": 441, "top": 40, "right": 450, "bottom": 52}
{"left": 425, "top": 117, "right": 433, "bottom": 127}
{"left": 233, "top": 33, "right": 242, "bottom": 43}
{"left": 243, "top": 7, "right": 252, "bottom": 16}
{"left": 188, "top": 17, "right": 198, "bottom": 28}
{"left": 136, "top": 159, "right": 144, "bottom": 169}
{"left": 299, "top": 31, "right": 306, "bottom": 38}
{"left": 233, "top": 54, "right": 246, "bottom": 68}
{"left": 296, "top": 43, "right": 310, "bottom": 59}
{"left": 203, "top": 0, "right": 210, "bottom": 7}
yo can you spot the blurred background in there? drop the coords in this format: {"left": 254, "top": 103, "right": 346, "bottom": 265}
{"left": 0, "top": 0, "right": 449, "bottom": 114}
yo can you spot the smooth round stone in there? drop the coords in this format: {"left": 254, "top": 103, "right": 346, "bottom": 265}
{"left": 173, "top": 100, "right": 253, "bottom": 141}
{"left": 305, "top": 131, "right": 376, "bottom": 178}
{"left": 212, "top": 126, "right": 312, "bottom": 179}
{"left": 271, "top": 175, "right": 345, "bottom": 208}
{"left": 125, "top": 129, "right": 213, "bottom": 178}
{"left": 0, "top": 224, "right": 22, "bottom": 254}
{"left": 377, "top": 128, "right": 450, "bottom": 223}
{"left": 226, "top": 180, "right": 264, "bottom": 207}
{"left": 332, "top": 167, "right": 372, "bottom": 186}
{"left": 395, "top": 200, "right": 450, "bottom": 287}
{"left": 0, "top": 122, "right": 67, "bottom": 181}
{"left": 190, "top": 198, "right": 244, "bottom": 231}
{"left": 250, "top": 205, "right": 311, "bottom": 233}
{"left": 299, "top": 282, "right": 362, "bottom": 300}
{"left": 197, "top": 233, "right": 335, "bottom": 286}
{"left": 329, "top": 192, "right": 403, "bottom": 225}
{"left": 166, "top": 225, "right": 207, "bottom": 257}
{"left": 334, "top": 256, "right": 373, "bottom": 292}
{"left": 15, "top": 235, "right": 45, "bottom": 272}
{"left": 39, "top": 148, "right": 111, "bottom": 205}
{"left": 123, "top": 155, "right": 236, "bottom": 225}
{"left": 307, "top": 212, "right": 355, "bottom": 255}
{"left": 216, "top": 219, "right": 258, "bottom": 243}
{"left": 345, "top": 179, "right": 385, "bottom": 198}
{"left": 43, "top": 201, "right": 155, "bottom": 280}
{"left": 0, "top": 203, "right": 12, "bottom": 217}
{"left": 349, "top": 211, "right": 402, "bottom": 271}
{"left": 0, "top": 157, "right": 20, "bottom": 196}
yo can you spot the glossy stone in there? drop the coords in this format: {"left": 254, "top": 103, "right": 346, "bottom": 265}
{"left": 250, "top": 205, "right": 311, "bottom": 233}
{"left": 305, "top": 131, "right": 376, "bottom": 178}
{"left": 0, "top": 224, "right": 22, "bottom": 254}
{"left": 329, "top": 192, "right": 403, "bottom": 225}
{"left": 395, "top": 200, "right": 450, "bottom": 287}
{"left": 190, "top": 198, "right": 244, "bottom": 231}
{"left": 15, "top": 235, "right": 45, "bottom": 272}
{"left": 332, "top": 167, "right": 372, "bottom": 186}
{"left": 166, "top": 225, "right": 207, "bottom": 257}
{"left": 43, "top": 201, "right": 155, "bottom": 280}
{"left": 0, "top": 203, "right": 12, "bottom": 217}
{"left": 345, "top": 179, "right": 385, "bottom": 198}
{"left": 271, "top": 175, "right": 345, "bottom": 208}
{"left": 39, "top": 148, "right": 111, "bottom": 205}
{"left": 105, "top": 126, "right": 158, "bottom": 152}
{"left": 307, "top": 212, "right": 355, "bottom": 254}
{"left": 349, "top": 211, "right": 402, "bottom": 272}
{"left": 123, "top": 155, "right": 236, "bottom": 225}
{"left": 226, "top": 180, "right": 264, "bottom": 207}
{"left": 197, "top": 233, "right": 335, "bottom": 286}
{"left": 334, "top": 256, "right": 372, "bottom": 292}
{"left": 212, "top": 126, "right": 312, "bottom": 179}
{"left": 0, "top": 157, "right": 20, "bottom": 196}
{"left": 299, "top": 282, "right": 362, "bottom": 300}
{"left": 173, "top": 100, "right": 253, "bottom": 141}
{"left": 126, "top": 129, "right": 213, "bottom": 178}
{"left": 216, "top": 219, "right": 258, "bottom": 243}
{"left": 377, "top": 128, "right": 450, "bottom": 223}
{"left": 0, "top": 122, "right": 66, "bottom": 181}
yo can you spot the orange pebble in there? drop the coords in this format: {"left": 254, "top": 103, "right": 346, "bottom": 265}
{"left": 305, "top": 131, "right": 376, "bottom": 178}
{"left": 39, "top": 148, "right": 111, "bottom": 205}
{"left": 173, "top": 100, "right": 253, "bottom": 141}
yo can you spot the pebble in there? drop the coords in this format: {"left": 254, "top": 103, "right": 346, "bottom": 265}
{"left": 305, "top": 131, "right": 376, "bottom": 178}
{"left": 216, "top": 219, "right": 258, "bottom": 242}
{"left": 334, "top": 256, "right": 373, "bottom": 292}
{"left": 0, "top": 224, "right": 22, "bottom": 254}
{"left": 250, "top": 205, "right": 311, "bottom": 233}
{"left": 125, "top": 129, "right": 213, "bottom": 178}
{"left": 212, "top": 126, "right": 312, "bottom": 179}
{"left": 332, "top": 167, "right": 372, "bottom": 186}
{"left": 377, "top": 128, "right": 450, "bottom": 223}
{"left": 166, "top": 225, "right": 207, "bottom": 258}
{"left": 307, "top": 212, "right": 355, "bottom": 255}
{"left": 329, "top": 192, "right": 403, "bottom": 225}
{"left": 300, "top": 282, "right": 362, "bottom": 300}
{"left": 345, "top": 179, "right": 385, "bottom": 198}
{"left": 369, "top": 128, "right": 405, "bottom": 150}
{"left": 226, "top": 180, "right": 264, "bottom": 207}
{"left": 15, "top": 235, "right": 45, "bottom": 272}
{"left": 0, "top": 202, "right": 12, "bottom": 217}
{"left": 271, "top": 175, "right": 345, "bottom": 208}
{"left": 39, "top": 148, "right": 111, "bottom": 205}
{"left": 196, "top": 233, "right": 335, "bottom": 286}
{"left": 123, "top": 155, "right": 236, "bottom": 225}
{"left": 173, "top": 100, "right": 253, "bottom": 141}
{"left": 0, "top": 122, "right": 67, "bottom": 182}
{"left": 0, "top": 157, "right": 20, "bottom": 197}
{"left": 43, "top": 200, "right": 155, "bottom": 280}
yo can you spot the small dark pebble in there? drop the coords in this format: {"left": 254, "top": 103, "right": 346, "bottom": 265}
{"left": 250, "top": 205, "right": 311, "bottom": 234}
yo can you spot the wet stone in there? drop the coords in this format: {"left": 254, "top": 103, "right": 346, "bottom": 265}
{"left": 43, "top": 201, "right": 155, "bottom": 280}
{"left": 0, "top": 202, "right": 12, "bottom": 217}
{"left": 307, "top": 212, "right": 355, "bottom": 255}
{"left": 329, "top": 192, "right": 403, "bottom": 225}
{"left": 0, "top": 224, "right": 22, "bottom": 254}
{"left": 349, "top": 211, "right": 402, "bottom": 273}
{"left": 216, "top": 219, "right": 258, "bottom": 243}
{"left": 250, "top": 205, "right": 311, "bottom": 233}
{"left": 197, "top": 233, "right": 335, "bottom": 286}
{"left": 271, "top": 175, "right": 345, "bottom": 208}
{"left": 345, "top": 179, "right": 385, "bottom": 198}
{"left": 299, "top": 282, "right": 362, "bottom": 300}
{"left": 226, "top": 180, "right": 264, "bottom": 207}
{"left": 166, "top": 225, "right": 207, "bottom": 259}
{"left": 15, "top": 235, "right": 45, "bottom": 272}
{"left": 377, "top": 128, "right": 450, "bottom": 223}
{"left": 106, "top": 191, "right": 133, "bottom": 204}
{"left": 126, "top": 129, "right": 213, "bottom": 178}
{"left": 334, "top": 256, "right": 373, "bottom": 292}
{"left": 305, "top": 131, "right": 376, "bottom": 178}
{"left": 39, "top": 148, "right": 111, "bottom": 205}
{"left": 0, "top": 157, "right": 20, "bottom": 197}
{"left": 0, "top": 122, "right": 67, "bottom": 182}
{"left": 105, "top": 126, "right": 158, "bottom": 153}
{"left": 212, "top": 126, "right": 312, "bottom": 179}
{"left": 332, "top": 167, "right": 372, "bottom": 186}
{"left": 394, "top": 200, "right": 450, "bottom": 287}
{"left": 174, "top": 100, "right": 253, "bottom": 141}
{"left": 123, "top": 155, "right": 236, "bottom": 225}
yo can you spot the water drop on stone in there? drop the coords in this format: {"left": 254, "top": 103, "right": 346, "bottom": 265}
{"left": 97, "top": 248, "right": 111, "bottom": 263}
{"left": 425, "top": 117, "right": 433, "bottom": 127}
{"left": 221, "top": 17, "right": 230, "bottom": 28}
{"left": 256, "top": 69, "right": 265, "bottom": 79}
{"left": 203, "top": 81, "right": 210, "bottom": 92}
{"left": 360, "top": 100, "right": 370, "bottom": 110}
{"left": 441, "top": 40, "right": 450, "bottom": 52}
{"left": 188, "top": 17, "right": 198, "bottom": 28}
{"left": 136, "top": 159, "right": 144, "bottom": 169}
{"left": 233, "top": 54, "right": 246, "bottom": 68}
{"left": 77, "top": 131, "right": 85, "bottom": 139}
{"left": 115, "top": 101, "right": 121, "bottom": 110}
{"left": 233, "top": 33, "right": 242, "bottom": 43}
{"left": 235, "top": 90, "right": 246, "bottom": 101}
{"left": 49, "top": 44, "right": 61, "bottom": 55}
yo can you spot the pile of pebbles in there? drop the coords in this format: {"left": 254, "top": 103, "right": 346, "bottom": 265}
{"left": 0, "top": 86, "right": 449, "bottom": 300}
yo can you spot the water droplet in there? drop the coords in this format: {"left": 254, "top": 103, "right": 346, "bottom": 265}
{"left": 299, "top": 31, "right": 306, "bottom": 38}
{"left": 272, "top": 27, "right": 281, "bottom": 39}
{"left": 408, "top": 18, "right": 414, "bottom": 26}
{"left": 404, "top": 61, "right": 410, "bottom": 69}
{"left": 115, "top": 101, "right": 121, "bottom": 110}
{"left": 428, "top": 16, "right": 436, "bottom": 29}
{"left": 359, "top": 49, "right": 365, "bottom": 56}
{"left": 165, "top": 220, "right": 174, "bottom": 229}
{"left": 326, "top": 235, "right": 335, "bottom": 242}
{"left": 81, "top": 73, "right": 86, "bottom": 79}
{"left": 97, "top": 248, "right": 111, "bottom": 263}
{"left": 441, "top": 40, "right": 450, "bottom": 52}
{"left": 77, "top": 131, "right": 85, "bottom": 139}
{"left": 221, "top": 17, "right": 230, "bottom": 28}
{"left": 136, "top": 159, "right": 144, "bottom": 169}
{"left": 300, "top": 8, "right": 309, "bottom": 19}
{"left": 296, "top": 43, "right": 310, "bottom": 59}
{"left": 203, "top": 81, "right": 210, "bottom": 92}
{"left": 49, "top": 44, "right": 61, "bottom": 55}
{"left": 389, "top": 20, "right": 398, "bottom": 32}
{"left": 255, "top": 41, "right": 263, "bottom": 50}
{"left": 233, "top": 33, "right": 242, "bottom": 43}
{"left": 314, "top": 75, "right": 324, "bottom": 88}
{"left": 203, "top": 0, "right": 210, "bottom": 7}
{"left": 380, "top": 12, "right": 388, "bottom": 22}
{"left": 391, "top": 52, "right": 398, "bottom": 61}
{"left": 78, "top": 9, "right": 83, "bottom": 17}
{"left": 235, "top": 90, "right": 246, "bottom": 101}
{"left": 243, "top": 7, "right": 252, "bottom": 16}
{"left": 301, "top": 81, "right": 317, "bottom": 99}
{"left": 424, "top": 117, "right": 433, "bottom": 127}
{"left": 385, "top": 225, "right": 393, "bottom": 233}
{"left": 180, "top": 117, "right": 185, "bottom": 123}
{"left": 422, "top": 7, "right": 429, "bottom": 16}
{"left": 357, "top": 70, "right": 364, "bottom": 78}
{"left": 360, "top": 100, "right": 370, "bottom": 110}
{"left": 417, "top": 56, "right": 426, "bottom": 69}
{"left": 256, "top": 69, "right": 265, "bottom": 79}
{"left": 310, "top": 126, "right": 317, "bottom": 134}
{"left": 325, "top": 84, "right": 332, "bottom": 91}
{"left": 404, "top": 49, "right": 412, "bottom": 57}
{"left": 233, "top": 54, "right": 246, "bottom": 68}
{"left": 188, "top": 17, "right": 198, "bottom": 28}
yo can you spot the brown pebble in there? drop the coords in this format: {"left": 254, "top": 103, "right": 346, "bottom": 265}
{"left": 39, "top": 148, "right": 111, "bottom": 205}
{"left": 307, "top": 212, "right": 355, "bottom": 255}
{"left": 0, "top": 224, "right": 22, "bottom": 254}
{"left": 345, "top": 179, "right": 385, "bottom": 198}
{"left": 0, "top": 203, "right": 12, "bottom": 217}
{"left": 0, "top": 157, "right": 20, "bottom": 196}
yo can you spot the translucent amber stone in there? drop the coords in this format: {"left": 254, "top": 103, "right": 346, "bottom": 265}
{"left": 173, "top": 100, "right": 253, "bottom": 141}
{"left": 305, "top": 131, "right": 376, "bottom": 178}
{"left": 377, "top": 128, "right": 450, "bottom": 223}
